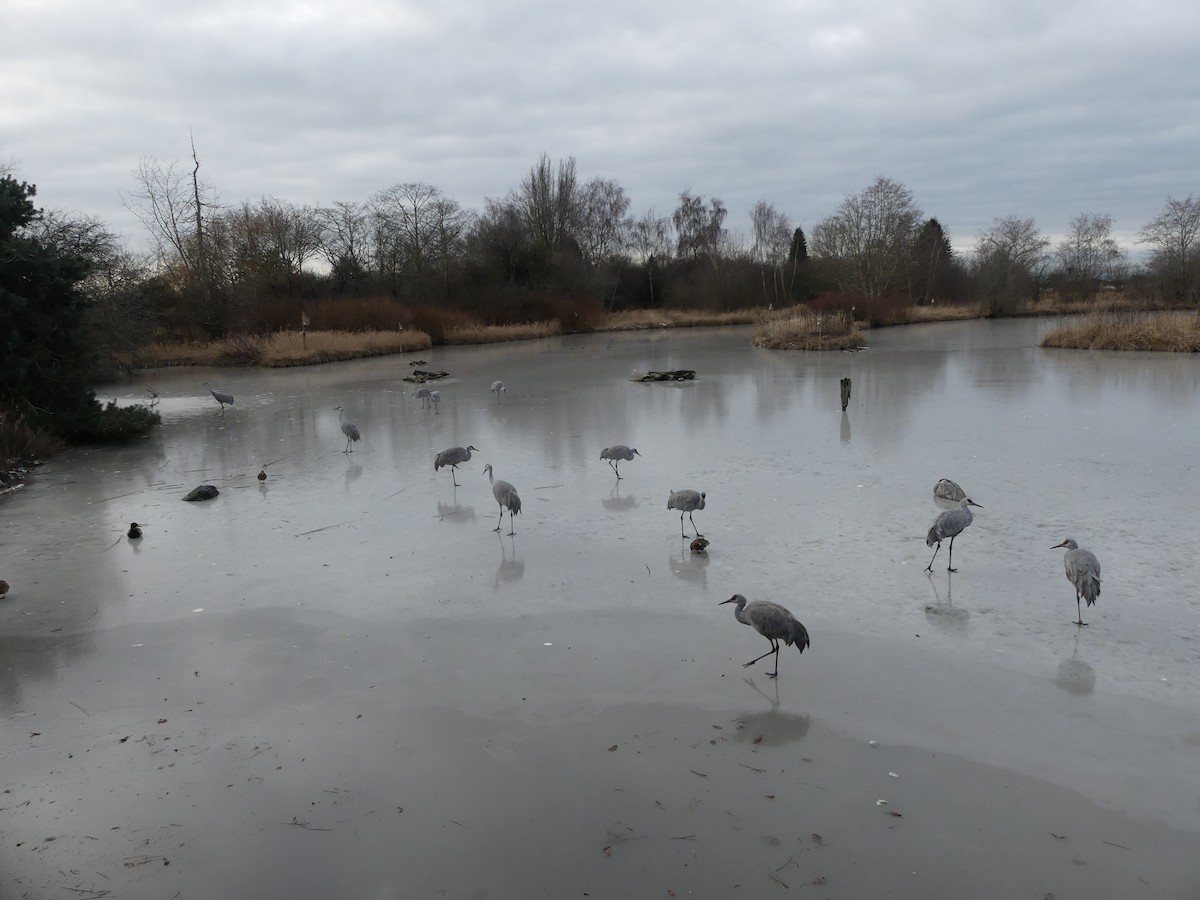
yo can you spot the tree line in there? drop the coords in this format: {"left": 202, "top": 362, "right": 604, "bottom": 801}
{"left": 11, "top": 153, "right": 1200, "bottom": 352}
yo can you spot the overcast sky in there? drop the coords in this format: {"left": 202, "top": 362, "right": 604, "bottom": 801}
{"left": 3, "top": 0, "right": 1197, "bottom": 258}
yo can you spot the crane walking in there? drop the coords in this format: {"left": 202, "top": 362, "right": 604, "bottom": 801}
{"left": 412, "top": 387, "right": 434, "bottom": 408}
{"left": 1052, "top": 538, "right": 1101, "bottom": 626}
{"left": 428, "top": 390, "right": 441, "bottom": 414}
{"left": 720, "top": 593, "right": 810, "bottom": 678}
{"left": 203, "top": 382, "right": 235, "bottom": 415}
{"left": 600, "top": 445, "right": 640, "bottom": 478}
{"left": 434, "top": 445, "right": 479, "bottom": 486}
{"left": 483, "top": 464, "right": 521, "bottom": 534}
{"left": 333, "top": 406, "right": 361, "bottom": 453}
{"left": 925, "top": 496, "right": 982, "bottom": 572}
{"left": 667, "top": 489, "right": 706, "bottom": 538}
{"left": 490, "top": 380, "right": 506, "bottom": 403}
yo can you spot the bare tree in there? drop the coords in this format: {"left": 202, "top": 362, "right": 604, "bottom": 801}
{"left": 124, "top": 157, "right": 203, "bottom": 269}
{"left": 575, "top": 177, "right": 630, "bottom": 265}
{"left": 518, "top": 154, "right": 579, "bottom": 252}
{"left": 749, "top": 201, "right": 793, "bottom": 305}
{"left": 672, "top": 191, "right": 727, "bottom": 262}
{"left": 317, "top": 200, "right": 371, "bottom": 289}
{"left": 369, "top": 182, "right": 465, "bottom": 300}
{"left": 625, "top": 209, "right": 672, "bottom": 307}
{"left": 1139, "top": 194, "right": 1200, "bottom": 302}
{"left": 1056, "top": 212, "right": 1126, "bottom": 298}
{"left": 811, "top": 176, "right": 922, "bottom": 297}
{"left": 973, "top": 215, "right": 1049, "bottom": 313}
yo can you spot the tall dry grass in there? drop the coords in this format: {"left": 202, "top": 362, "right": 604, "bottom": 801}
{"left": 131, "top": 329, "right": 432, "bottom": 368}
{"left": 604, "top": 308, "right": 767, "bottom": 330}
{"left": 444, "top": 320, "right": 561, "bottom": 345}
{"left": 1040, "top": 311, "right": 1200, "bottom": 351}
{"left": 751, "top": 309, "right": 867, "bottom": 350}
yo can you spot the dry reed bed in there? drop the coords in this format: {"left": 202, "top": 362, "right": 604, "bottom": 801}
{"left": 132, "top": 330, "right": 432, "bottom": 368}
{"left": 1040, "top": 311, "right": 1200, "bottom": 351}
{"left": 605, "top": 309, "right": 767, "bottom": 330}
{"left": 900, "top": 303, "right": 986, "bottom": 323}
{"left": 752, "top": 310, "right": 867, "bottom": 351}
{"left": 443, "top": 321, "right": 560, "bottom": 345}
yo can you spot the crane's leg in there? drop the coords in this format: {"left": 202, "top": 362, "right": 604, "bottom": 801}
{"left": 494, "top": 502, "right": 503, "bottom": 532}
{"left": 946, "top": 536, "right": 957, "bottom": 572}
{"left": 679, "top": 513, "right": 687, "bottom": 538}
{"left": 1075, "top": 591, "right": 1088, "bottom": 626}
{"left": 613, "top": 460, "right": 622, "bottom": 479}
{"left": 433, "top": 401, "right": 439, "bottom": 415}
{"left": 769, "top": 643, "right": 781, "bottom": 678}
{"left": 925, "top": 541, "right": 940, "bottom": 572}
{"left": 451, "top": 467, "right": 461, "bottom": 487}
{"left": 742, "top": 640, "right": 778, "bottom": 669}
{"left": 689, "top": 512, "right": 703, "bottom": 538}
{"left": 507, "top": 509, "right": 516, "bottom": 536}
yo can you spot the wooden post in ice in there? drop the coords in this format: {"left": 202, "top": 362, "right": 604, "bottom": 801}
{"left": 840, "top": 377, "right": 852, "bottom": 411}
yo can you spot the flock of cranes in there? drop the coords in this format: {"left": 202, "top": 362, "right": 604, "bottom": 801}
{"left": 194, "top": 386, "right": 1104, "bottom": 680}
{"left": 925, "top": 478, "right": 1103, "bottom": 626}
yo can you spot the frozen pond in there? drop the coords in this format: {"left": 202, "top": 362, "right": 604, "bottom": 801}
{"left": 3, "top": 318, "right": 1200, "bottom": 897}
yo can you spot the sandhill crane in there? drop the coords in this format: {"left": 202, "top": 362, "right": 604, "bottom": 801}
{"left": 720, "top": 593, "right": 810, "bottom": 678}
{"left": 1052, "top": 538, "right": 1102, "bottom": 626}
{"left": 428, "top": 390, "right": 440, "bottom": 414}
{"left": 483, "top": 463, "right": 521, "bottom": 534}
{"left": 925, "top": 497, "right": 982, "bottom": 572}
{"left": 934, "top": 478, "right": 966, "bottom": 502}
{"left": 334, "top": 406, "right": 361, "bottom": 453}
{"left": 668, "top": 489, "right": 706, "bottom": 538}
{"left": 434, "top": 445, "right": 479, "bottom": 486}
{"left": 600, "top": 445, "right": 640, "bottom": 478}
{"left": 412, "top": 387, "right": 434, "bottom": 408}
{"left": 490, "top": 380, "right": 506, "bottom": 403}
{"left": 203, "top": 382, "right": 234, "bottom": 415}
{"left": 127, "top": 522, "right": 144, "bottom": 539}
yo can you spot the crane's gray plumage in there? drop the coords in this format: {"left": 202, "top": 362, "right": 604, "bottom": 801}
{"left": 428, "top": 390, "right": 440, "bottom": 414}
{"left": 483, "top": 463, "right": 521, "bottom": 534}
{"left": 720, "top": 593, "right": 810, "bottom": 678}
{"left": 667, "top": 489, "right": 706, "bottom": 538}
{"left": 334, "top": 406, "right": 361, "bottom": 453}
{"left": 600, "top": 445, "right": 640, "bottom": 478}
{"left": 933, "top": 478, "right": 966, "bottom": 502}
{"left": 490, "top": 380, "right": 506, "bottom": 403}
{"left": 203, "top": 382, "right": 234, "bottom": 415}
{"left": 412, "top": 387, "right": 434, "bottom": 408}
{"left": 1052, "top": 538, "right": 1101, "bottom": 626}
{"left": 434, "top": 445, "right": 479, "bottom": 486}
{"left": 925, "top": 497, "right": 982, "bottom": 572}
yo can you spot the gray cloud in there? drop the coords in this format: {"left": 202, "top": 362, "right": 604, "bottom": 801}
{"left": 4, "top": 0, "right": 1196, "bottom": 255}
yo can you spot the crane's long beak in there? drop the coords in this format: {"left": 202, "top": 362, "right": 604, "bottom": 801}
{"left": 719, "top": 596, "right": 736, "bottom": 605}
{"left": 1051, "top": 540, "right": 1069, "bottom": 549}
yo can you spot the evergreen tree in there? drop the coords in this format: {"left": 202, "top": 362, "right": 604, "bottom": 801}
{"left": 788, "top": 226, "right": 809, "bottom": 263}
{"left": 0, "top": 176, "right": 158, "bottom": 442}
